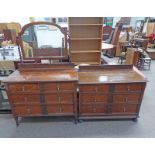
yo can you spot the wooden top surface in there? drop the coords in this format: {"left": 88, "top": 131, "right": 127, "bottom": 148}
{"left": 102, "top": 43, "right": 114, "bottom": 50}
{"left": 79, "top": 65, "right": 147, "bottom": 84}
{"left": 3, "top": 70, "right": 78, "bottom": 83}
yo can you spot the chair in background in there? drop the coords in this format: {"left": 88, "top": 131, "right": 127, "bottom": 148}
{"left": 102, "top": 26, "right": 112, "bottom": 41}
{"left": 104, "top": 23, "right": 123, "bottom": 58}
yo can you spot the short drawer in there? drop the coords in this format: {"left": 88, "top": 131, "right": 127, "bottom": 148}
{"left": 46, "top": 105, "right": 74, "bottom": 113}
{"left": 80, "top": 105, "right": 107, "bottom": 114}
{"left": 8, "top": 83, "right": 39, "bottom": 93}
{"left": 80, "top": 94, "right": 108, "bottom": 104}
{"left": 113, "top": 94, "right": 140, "bottom": 103}
{"left": 44, "top": 93, "right": 73, "bottom": 104}
{"left": 11, "top": 94, "right": 40, "bottom": 105}
{"left": 43, "top": 82, "right": 74, "bottom": 92}
{"left": 80, "top": 84, "right": 109, "bottom": 92}
{"left": 114, "top": 83, "right": 144, "bottom": 92}
{"left": 61, "top": 105, "right": 74, "bottom": 113}
{"left": 14, "top": 105, "right": 42, "bottom": 116}
{"left": 112, "top": 104, "right": 138, "bottom": 114}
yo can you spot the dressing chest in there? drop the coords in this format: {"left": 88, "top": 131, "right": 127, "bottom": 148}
{"left": 78, "top": 65, "right": 147, "bottom": 121}
{"left": 4, "top": 64, "right": 78, "bottom": 125}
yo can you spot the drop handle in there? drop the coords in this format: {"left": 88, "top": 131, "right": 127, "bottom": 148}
{"left": 27, "top": 108, "right": 30, "bottom": 114}
{"left": 127, "top": 86, "right": 130, "bottom": 91}
{"left": 57, "top": 86, "right": 60, "bottom": 91}
{"left": 124, "top": 97, "right": 128, "bottom": 102}
{"left": 58, "top": 96, "right": 61, "bottom": 102}
{"left": 95, "top": 87, "right": 98, "bottom": 92}
{"left": 59, "top": 107, "right": 62, "bottom": 113}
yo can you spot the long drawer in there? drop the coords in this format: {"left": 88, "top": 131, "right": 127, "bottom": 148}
{"left": 79, "top": 83, "right": 145, "bottom": 93}
{"left": 10, "top": 93, "right": 74, "bottom": 105}
{"left": 13, "top": 105, "right": 74, "bottom": 116}
{"left": 80, "top": 94, "right": 108, "bottom": 104}
{"left": 80, "top": 104, "right": 138, "bottom": 114}
{"left": 7, "top": 82, "right": 75, "bottom": 93}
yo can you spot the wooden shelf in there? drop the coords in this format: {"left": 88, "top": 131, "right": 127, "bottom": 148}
{"left": 71, "top": 50, "right": 101, "bottom": 53}
{"left": 72, "top": 61, "right": 100, "bottom": 65}
{"left": 69, "top": 17, "right": 103, "bottom": 64}
{"left": 69, "top": 24, "right": 103, "bottom": 26}
{"left": 70, "top": 38, "right": 101, "bottom": 40}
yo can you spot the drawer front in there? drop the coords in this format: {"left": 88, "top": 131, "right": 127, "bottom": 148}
{"left": 111, "top": 104, "right": 124, "bottom": 113}
{"left": 46, "top": 105, "right": 74, "bottom": 113}
{"left": 80, "top": 94, "right": 95, "bottom": 103}
{"left": 44, "top": 82, "right": 74, "bottom": 92}
{"left": 112, "top": 104, "right": 138, "bottom": 114}
{"left": 14, "top": 105, "right": 42, "bottom": 115}
{"left": 113, "top": 94, "right": 140, "bottom": 103}
{"left": 125, "top": 104, "right": 138, "bottom": 113}
{"left": 95, "top": 94, "right": 108, "bottom": 102}
{"left": 80, "top": 105, "right": 107, "bottom": 114}
{"left": 46, "top": 105, "right": 60, "bottom": 113}
{"left": 44, "top": 93, "right": 73, "bottom": 104}
{"left": 61, "top": 105, "right": 74, "bottom": 113}
{"left": 80, "top": 94, "right": 108, "bottom": 104}
{"left": 80, "top": 84, "right": 109, "bottom": 92}
{"left": 8, "top": 83, "right": 39, "bottom": 93}
{"left": 11, "top": 94, "right": 40, "bottom": 105}
{"left": 114, "top": 83, "right": 144, "bottom": 92}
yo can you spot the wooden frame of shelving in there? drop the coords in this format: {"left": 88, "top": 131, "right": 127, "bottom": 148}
{"left": 68, "top": 17, "right": 103, "bottom": 65}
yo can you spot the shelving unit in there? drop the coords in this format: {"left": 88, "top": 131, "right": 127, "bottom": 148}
{"left": 68, "top": 17, "right": 103, "bottom": 65}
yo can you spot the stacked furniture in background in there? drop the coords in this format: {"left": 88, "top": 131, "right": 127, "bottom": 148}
{"left": 68, "top": 17, "right": 103, "bottom": 65}
{"left": 104, "top": 23, "right": 123, "bottom": 58}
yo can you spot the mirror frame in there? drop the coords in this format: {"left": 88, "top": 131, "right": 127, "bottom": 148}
{"left": 16, "top": 22, "right": 68, "bottom": 61}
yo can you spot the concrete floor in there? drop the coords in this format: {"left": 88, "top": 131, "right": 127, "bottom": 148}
{"left": 0, "top": 60, "right": 155, "bottom": 138}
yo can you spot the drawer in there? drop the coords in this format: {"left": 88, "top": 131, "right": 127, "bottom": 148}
{"left": 44, "top": 83, "right": 74, "bottom": 92}
{"left": 80, "top": 105, "right": 107, "bottom": 114}
{"left": 95, "top": 94, "right": 108, "bottom": 102}
{"left": 61, "top": 105, "right": 74, "bottom": 113}
{"left": 14, "top": 105, "right": 42, "bottom": 115}
{"left": 44, "top": 93, "right": 73, "bottom": 104}
{"left": 46, "top": 105, "right": 60, "bottom": 113}
{"left": 113, "top": 94, "right": 140, "bottom": 103}
{"left": 112, "top": 104, "right": 138, "bottom": 114}
{"left": 80, "top": 85, "right": 109, "bottom": 92}
{"left": 80, "top": 94, "right": 95, "bottom": 103}
{"left": 8, "top": 83, "right": 39, "bottom": 93}
{"left": 80, "top": 94, "right": 108, "bottom": 104}
{"left": 11, "top": 94, "right": 40, "bottom": 105}
{"left": 125, "top": 104, "right": 138, "bottom": 113}
{"left": 114, "top": 83, "right": 144, "bottom": 92}
{"left": 46, "top": 105, "right": 74, "bottom": 113}
{"left": 112, "top": 104, "right": 124, "bottom": 113}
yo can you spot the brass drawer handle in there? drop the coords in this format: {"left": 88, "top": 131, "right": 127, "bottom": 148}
{"left": 127, "top": 86, "right": 130, "bottom": 91}
{"left": 58, "top": 96, "right": 61, "bottom": 102}
{"left": 123, "top": 107, "right": 126, "bottom": 112}
{"left": 95, "top": 87, "right": 98, "bottom": 92}
{"left": 27, "top": 108, "right": 30, "bottom": 114}
{"left": 124, "top": 97, "right": 128, "bottom": 102}
{"left": 22, "top": 86, "right": 25, "bottom": 91}
{"left": 59, "top": 107, "right": 62, "bottom": 113}
{"left": 93, "top": 107, "right": 96, "bottom": 113}
{"left": 94, "top": 97, "right": 97, "bottom": 102}
{"left": 57, "top": 86, "right": 60, "bottom": 91}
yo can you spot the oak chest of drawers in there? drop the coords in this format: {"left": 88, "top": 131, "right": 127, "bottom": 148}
{"left": 78, "top": 65, "right": 147, "bottom": 121}
{"left": 4, "top": 64, "right": 78, "bottom": 126}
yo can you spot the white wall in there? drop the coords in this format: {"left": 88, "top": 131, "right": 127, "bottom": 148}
{"left": 0, "top": 17, "right": 29, "bottom": 26}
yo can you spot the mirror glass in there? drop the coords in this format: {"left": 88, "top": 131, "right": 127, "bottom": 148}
{"left": 21, "top": 24, "right": 66, "bottom": 58}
